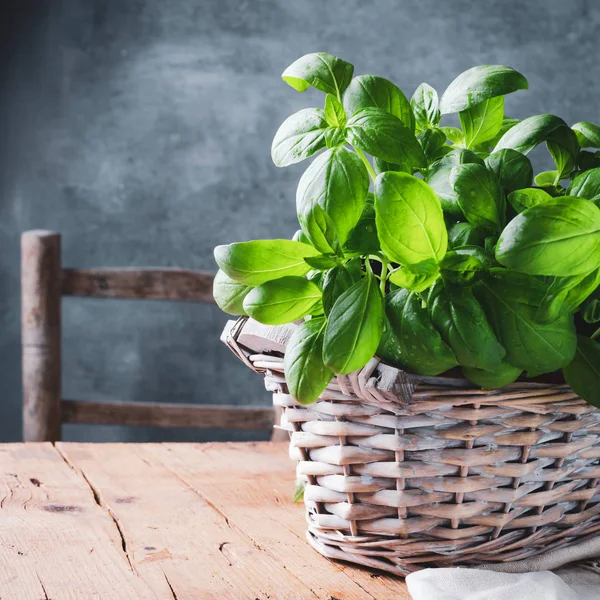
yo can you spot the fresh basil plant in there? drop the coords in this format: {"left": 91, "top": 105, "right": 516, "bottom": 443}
{"left": 214, "top": 52, "right": 600, "bottom": 407}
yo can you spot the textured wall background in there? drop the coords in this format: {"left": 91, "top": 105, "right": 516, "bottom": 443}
{"left": 0, "top": 0, "right": 599, "bottom": 441}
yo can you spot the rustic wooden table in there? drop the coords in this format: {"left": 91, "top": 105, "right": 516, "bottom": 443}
{"left": 0, "top": 442, "right": 410, "bottom": 600}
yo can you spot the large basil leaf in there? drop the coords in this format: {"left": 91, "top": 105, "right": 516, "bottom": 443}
{"left": 463, "top": 363, "right": 522, "bottom": 389}
{"left": 344, "top": 193, "right": 380, "bottom": 255}
{"left": 346, "top": 108, "right": 426, "bottom": 168}
{"left": 214, "top": 239, "right": 318, "bottom": 285}
{"left": 450, "top": 163, "right": 505, "bottom": 232}
{"left": 439, "top": 65, "right": 528, "bottom": 114}
{"left": 547, "top": 126, "right": 579, "bottom": 180}
{"left": 344, "top": 75, "right": 414, "bottom": 131}
{"left": 324, "top": 94, "right": 346, "bottom": 128}
{"left": 212, "top": 270, "right": 252, "bottom": 316}
{"left": 243, "top": 276, "right": 322, "bottom": 325}
{"left": 495, "top": 198, "right": 600, "bottom": 276}
{"left": 536, "top": 269, "right": 600, "bottom": 324}
{"left": 323, "top": 274, "right": 384, "bottom": 374}
{"left": 282, "top": 53, "right": 354, "bottom": 97}
{"left": 459, "top": 96, "right": 504, "bottom": 148}
{"left": 411, "top": 83, "right": 440, "bottom": 131}
{"left": 563, "top": 336, "right": 600, "bottom": 407}
{"left": 507, "top": 188, "right": 553, "bottom": 213}
{"left": 284, "top": 318, "right": 333, "bottom": 405}
{"left": 448, "top": 222, "right": 487, "bottom": 248}
{"left": 428, "top": 280, "right": 505, "bottom": 370}
{"left": 476, "top": 270, "right": 577, "bottom": 375}
{"left": 485, "top": 149, "right": 533, "bottom": 193}
{"left": 375, "top": 172, "right": 448, "bottom": 264}
{"left": 494, "top": 114, "right": 566, "bottom": 155}
{"left": 271, "top": 108, "right": 330, "bottom": 167}
{"left": 389, "top": 259, "right": 440, "bottom": 292}
{"left": 296, "top": 146, "right": 369, "bottom": 252}
{"left": 572, "top": 122, "right": 600, "bottom": 149}
{"left": 567, "top": 168, "right": 600, "bottom": 202}
{"left": 384, "top": 288, "right": 457, "bottom": 375}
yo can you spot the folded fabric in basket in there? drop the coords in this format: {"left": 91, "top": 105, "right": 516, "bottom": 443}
{"left": 406, "top": 569, "right": 581, "bottom": 600}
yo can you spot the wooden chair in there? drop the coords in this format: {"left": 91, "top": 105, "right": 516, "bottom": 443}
{"left": 21, "top": 230, "right": 282, "bottom": 442}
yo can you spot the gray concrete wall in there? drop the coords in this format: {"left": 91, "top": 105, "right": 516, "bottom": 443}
{"left": 1, "top": 0, "right": 599, "bottom": 441}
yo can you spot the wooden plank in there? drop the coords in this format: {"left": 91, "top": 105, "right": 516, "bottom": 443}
{"left": 57, "top": 442, "right": 327, "bottom": 599}
{"left": 150, "top": 442, "right": 409, "bottom": 599}
{"left": 21, "top": 230, "right": 62, "bottom": 442}
{"left": 0, "top": 443, "right": 156, "bottom": 599}
{"left": 61, "top": 267, "right": 214, "bottom": 302}
{"left": 61, "top": 399, "right": 276, "bottom": 430}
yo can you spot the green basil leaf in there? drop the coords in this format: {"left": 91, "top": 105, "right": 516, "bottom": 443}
{"left": 323, "top": 273, "right": 384, "bottom": 374}
{"left": 567, "top": 168, "right": 600, "bottom": 200}
{"left": 572, "top": 122, "right": 600, "bottom": 149}
{"left": 375, "top": 172, "right": 448, "bottom": 264}
{"left": 344, "top": 75, "right": 414, "bottom": 131}
{"left": 346, "top": 108, "right": 426, "bottom": 168}
{"left": 324, "top": 94, "right": 346, "bottom": 128}
{"left": 507, "top": 188, "right": 553, "bottom": 213}
{"left": 453, "top": 245, "right": 496, "bottom": 267}
{"left": 536, "top": 269, "right": 600, "bottom": 324}
{"left": 272, "top": 108, "right": 330, "bottom": 167}
{"left": 420, "top": 128, "right": 447, "bottom": 161}
{"left": 459, "top": 96, "right": 504, "bottom": 148}
{"left": 389, "top": 259, "right": 440, "bottom": 292}
{"left": 284, "top": 317, "right": 333, "bottom": 405}
{"left": 292, "top": 229, "right": 311, "bottom": 244}
{"left": 434, "top": 148, "right": 486, "bottom": 168}
{"left": 214, "top": 239, "right": 318, "bottom": 285}
{"left": 384, "top": 288, "right": 457, "bottom": 375}
{"left": 547, "top": 125, "right": 579, "bottom": 180}
{"left": 494, "top": 114, "right": 567, "bottom": 155}
{"left": 440, "top": 126, "right": 464, "bottom": 145}
{"left": 495, "top": 198, "right": 600, "bottom": 276}
{"left": 475, "top": 270, "right": 577, "bottom": 375}
{"left": 322, "top": 265, "right": 355, "bottom": 315}
{"left": 450, "top": 163, "right": 506, "bottom": 232}
{"left": 534, "top": 170, "right": 560, "bottom": 188}
{"left": 344, "top": 194, "right": 380, "bottom": 255}
{"left": 583, "top": 298, "right": 600, "bottom": 323}
{"left": 373, "top": 157, "right": 411, "bottom": 174}
{"left": 563, "top": 336, "right": 600, "bottom": 407}
{"left": 411, "top": 83, "right": 440, "bottom": 131}
{"left": 213, "top": 269, "right": 252, "bottom": 316}
{"left": 428, "top": 280, "right": 505, "bottom": 370}
{"left": 448, "top": 222, "right": 487, "bottom": 248}
{"left": 293, "top": 478, "right": 305, "bottom": 502}
{"left": 296, "top": 146, "right": 369, "bottom": 252}
{"left": 463, "top": 363, "right": 522, "bottom": 389}
{"left": 304, "top": 255, "right": 338, "bottom": 270}
{"left": 485, "top": 149, "right": 533, "bottom": 193}
{"left": 578, "top": 151, "right": 600, "bottom": 172}
{"left": 282, "top": 53, "right": 354, "bottom": 97}
{"left": 440, "top": 65, "right": 528, "bottom": 114}
{"left": 440, "top": 251, "right": 485, "bottom": 285}
{"left": 488, "top": 117, "right": 520, "bottom": 147}
{"left": 243, "top": 276, "right": 322, "bottom": 325}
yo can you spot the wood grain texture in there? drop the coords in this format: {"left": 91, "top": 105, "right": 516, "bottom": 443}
{"left": 61, "top": 268, "right": 214, "bottom": 302}
{"left": 61, "top": 399, "right": 276, "bottom": 430}
{"left": 21, "top": 231, "right": 62, "bottom": 442}
{"left": 0, "top": 442, "right": 408, "bottom": 599}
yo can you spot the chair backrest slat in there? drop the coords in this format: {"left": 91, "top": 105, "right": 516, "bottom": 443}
{"left": 62, "top": 268, "right": 214, "bottom": 302}
{"left": 61, "top": 400, "right": 276, "bottom": 430}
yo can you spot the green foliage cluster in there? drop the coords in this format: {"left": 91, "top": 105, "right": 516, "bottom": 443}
{"left": 214, "top": 53, "right": 600, "bottom": 406}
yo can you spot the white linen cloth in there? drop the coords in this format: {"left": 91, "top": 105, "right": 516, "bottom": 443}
{"left": 405, "top": 538, "right": 600, "bottom": 600}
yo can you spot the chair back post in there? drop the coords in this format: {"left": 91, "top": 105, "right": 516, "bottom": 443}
{"left": 21, "top": 230, "right": 62, "bottom": 442}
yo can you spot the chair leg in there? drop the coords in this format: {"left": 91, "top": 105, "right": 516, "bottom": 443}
{"left": 21, "top": 231, "right": 62, "bottom": 442}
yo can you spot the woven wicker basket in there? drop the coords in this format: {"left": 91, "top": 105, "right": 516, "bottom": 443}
{"left": 223, "top": 317, "right": 600, "bottom": 576}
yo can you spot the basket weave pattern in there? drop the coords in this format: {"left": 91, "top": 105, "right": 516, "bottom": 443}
{"left": 225, "top": 319, "right": 600, "bottom": 576}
